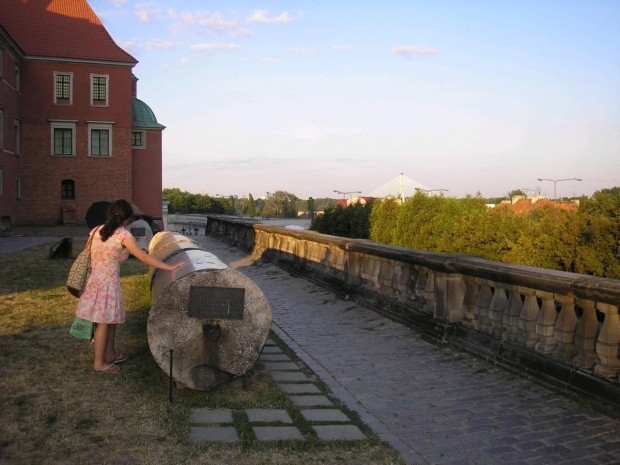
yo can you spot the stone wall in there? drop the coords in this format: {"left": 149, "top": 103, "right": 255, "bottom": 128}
{"left": 205, "top": 215, "right": 620, "bottom": 411}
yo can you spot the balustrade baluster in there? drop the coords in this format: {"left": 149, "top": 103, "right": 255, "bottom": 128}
{"left": 423, "top": 270, "right": 435, "bottom": 313}
{"left": 503, "top": 285, "right": 522, "bottom": 342}
{"left": 594, "top": 303, "right": 620, "bottom": 378}
{"left": 461, "top": 277, "right": 479, "bottom": 327}
{"left": 474, "top": 279, "right": 493, "bottom": 332}
{"left": 518, "top": 287, "right": 539, "bottom": 348}
{"left": 488, "top": 283, "right": 508, "bottom": 337}
{"left": 413, "top": 268, "right": 427, "bottom": 304}
{"left": 552, "top": 295, "right": 578, "bottom": 362}
{"left": 535, "top": 291, "right": 558, "bottom": 354}
{"left": 572, "top": 299, "right": 598, "bottom": 369}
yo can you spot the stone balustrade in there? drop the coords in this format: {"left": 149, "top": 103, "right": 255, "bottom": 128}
{"left": 204, "top": 215, "right": 620, "bottom": 409}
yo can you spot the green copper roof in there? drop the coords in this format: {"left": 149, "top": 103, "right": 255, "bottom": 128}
{"left": 132, "top": 98, "right": 166, "bottom": 129}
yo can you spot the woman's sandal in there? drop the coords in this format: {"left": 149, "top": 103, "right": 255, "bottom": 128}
{"left": 94, "top": 364, "right": 120, "bottom": 373}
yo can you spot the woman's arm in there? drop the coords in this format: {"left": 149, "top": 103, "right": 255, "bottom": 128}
{"left": 122, "top": 235, "right": 186, "bottom": 271}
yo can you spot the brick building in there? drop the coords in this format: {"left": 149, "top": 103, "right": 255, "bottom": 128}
{"left": 0, "top": 0, "right": 164, "bottom": 227}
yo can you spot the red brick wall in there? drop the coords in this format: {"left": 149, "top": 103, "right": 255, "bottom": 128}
{"left": 132, "top": 129, "right": 163, "bottom": 218}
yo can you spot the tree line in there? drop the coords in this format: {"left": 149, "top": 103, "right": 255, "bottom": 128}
{"left": 311, "top": 188, "right": 620, "bottom": 280}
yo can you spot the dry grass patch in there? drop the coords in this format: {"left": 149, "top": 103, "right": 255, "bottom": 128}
{"left": 0, "top": 237, "right": 407, "bottom": 465}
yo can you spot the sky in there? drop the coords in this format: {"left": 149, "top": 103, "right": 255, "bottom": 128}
{"left": 89, "top": 0, "right": 620, "bottom": 200}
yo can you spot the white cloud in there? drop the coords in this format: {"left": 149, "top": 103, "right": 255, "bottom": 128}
{"left": 146, "top": 39, "right": 182, "bottom": 50}
{"left": 134, "top": 4, "right": 163, "bottom": 23}
{"left": 392, "top": 45, "right": 441, "bottom": 58}
{"left": 247, "top": 10, "right": 296, "bottom": 23}
{"left": 286, "top": 47, "right": 317, "bottom": 56}
{"left": 167, "top": 10, "right": 252, "bottom": 37}
{"left": 333, "top": 44, "right": 353, "bottom": 51}
{"left": 191, "top": 43, "right": 242, "bottom": 51}
{"left": 109, "top": 0, "right": 126, "bottom": 7}
{"left": 118, "top": 40, "right": 136, "bottom": 51}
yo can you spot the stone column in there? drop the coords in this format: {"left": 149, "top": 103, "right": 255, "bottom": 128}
{"left": 518, "top": 287, "right": 539, "bottom": 348}
{"left": 433, "top": 272, "right": 466, "bottom": 323}
{"left": 423, "top": 270, "right": 435, "bottom": 313}
{"left": 535, "top": 291, "right": 558, "bottom": 354}
{"left": 503, "top": 285, "right": 523, "bottom": 342}
{"left": 594, "top": 303, "right": 620, "bottom": 378}
{"left": 572, "top": 299, "right": 599, "bottom": 369}
{"left": 552, "top": 295, "right": 578, "bottom": 362}
{"left": 461, "top": 277, "right": 480, "bottom": 328}
{"left": 473, "top": 279, "right": 493, "bottom": 332}
{"left": 488, "top": 283, "right": 508, "bottom": 338}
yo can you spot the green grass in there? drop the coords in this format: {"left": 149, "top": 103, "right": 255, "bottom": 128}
{"left": 0, "top": 234, "right": 407, "bottom": 464}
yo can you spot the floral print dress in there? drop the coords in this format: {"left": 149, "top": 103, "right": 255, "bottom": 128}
{"left": 76, "top": 227, "right": 133, "bottom": 324}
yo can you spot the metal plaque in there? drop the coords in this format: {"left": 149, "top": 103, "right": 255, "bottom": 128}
{"left": 188, "top": 286, "right": 245, "bottom": 320}
{"left": 131, "top": 227, "right": 146, "bottom": 237}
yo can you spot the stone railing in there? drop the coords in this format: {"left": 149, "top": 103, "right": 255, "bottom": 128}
{"left": 204, "top": 215, "right": 620, "bottom": 410}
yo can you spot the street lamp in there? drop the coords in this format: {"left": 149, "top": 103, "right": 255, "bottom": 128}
{"left": 415, "top": 188, "right": 449, "bottom": 195}
{"left": 537, "top": 177, "right": 582, "bottom": 218}
{"left": 333, "top": 189, "right": 361, "bottom": 199}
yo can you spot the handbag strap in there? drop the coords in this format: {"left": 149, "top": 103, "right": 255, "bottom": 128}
{"left": 86, "top": 226, "right": 101, "bottom": 251}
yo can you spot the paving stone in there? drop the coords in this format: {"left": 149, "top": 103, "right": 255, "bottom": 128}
{"left": 246, "top": 408, "right": 293, "bottom": 424}
{"left": 190, "top": 408, "right": 233, "bottom": 424}
{"left": 278, "top": 383, "right": 321, "bottom": 394}
{"left": 259, "top": 354, "right": 291, "bottom": 362}
{"left": 253, "top": 426, "right": 306, "bottom": 441}
{"left": 301, "top": 409, "right": 350, "bottom": 422}
{"left": 270, "top": 371, "right": 309, "bottom": 382}
{"left": 263, "top": 361, "right": 300, "bottom": 371}
{"left": 261, "top": 346, "right": 284, "bottom": 354}
{"left": 291, "top": 395, "right": 334, "bottom": 407}
{"left": 313, "top": 425, "right": 366, "bottom": 441}
{"left": 188, "top": 426, "right": 239, "bottom": 442}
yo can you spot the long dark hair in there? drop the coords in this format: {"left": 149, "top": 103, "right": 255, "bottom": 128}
{"left": 99, "top": 199, "right": 133, "bottom": 242}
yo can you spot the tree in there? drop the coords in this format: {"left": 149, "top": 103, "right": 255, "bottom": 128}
{"left": 307, "top": 197, "right": 315, "bottom": 219}
{"left": 248, "top": 194, "right": 256, "bottom": 217}
{"left": 263, "top": 191, "right": 299, "bottom": 218}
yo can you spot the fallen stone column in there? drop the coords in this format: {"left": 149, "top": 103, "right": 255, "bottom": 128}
{"left": 147, "top": 231, "right": 272, "bottom": 391}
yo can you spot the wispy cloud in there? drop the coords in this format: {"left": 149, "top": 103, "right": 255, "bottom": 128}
{"left": 146, "top": 39, "right": 182, "bottom": 50}
{"left": 134, "top": 3, "right": 163, "bottom": 23}
{"left": 247, "top": 10, "right": 301, "bottom": 24}
{"left": 333, "top": 44, "right": 353, "bottom": 51}
{"left": 118, "top": 40, "right": 136, "bottom": 51}
{"left": 191, "top": 43, "right": 242, "bottom": 52}
{"left": 167, "top": 10, "right": 252, "bottom": 37}
{"left": 286, "top": 47, "right": 317, "bottom": 56}
{"left": 109, "top": 0, "right": 126, "bottom": 7}
{"left": 392, "top": 45, "right": 441, "bottom": 58}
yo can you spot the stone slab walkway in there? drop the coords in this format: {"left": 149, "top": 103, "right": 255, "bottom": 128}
{"left": 194, "top": 235, "right": 620, "bottom": 465}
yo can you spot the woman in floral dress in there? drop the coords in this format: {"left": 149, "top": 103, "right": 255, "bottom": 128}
{"left": 76, "top": 199, "right": 185, "bottom": 372}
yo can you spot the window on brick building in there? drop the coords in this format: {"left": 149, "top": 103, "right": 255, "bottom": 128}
{"left": 132, "top": 131, "right": 146, "bottom": 148}
{"left": 14, "top": 120, "right": 20, "bottom": 155}
{"left": 54, "top": 72, "right": 73, "bottom": 104}
{"left": 88, "top": 122, "right": 113, "bottom": 157}
{"left": 61, "top": 180, "right": 75, "bottom": 200}
{"left": 50, "top": 121, "right": 76, "bottom": 156}
{"left": 91, "top": 74, "right": 109, "bottom": 106}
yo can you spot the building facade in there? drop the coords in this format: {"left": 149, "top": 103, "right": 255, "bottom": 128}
{"left": 0, "top": 0, "right": 164, "bottom": 226}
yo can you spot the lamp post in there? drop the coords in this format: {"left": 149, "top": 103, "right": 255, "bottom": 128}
{"left": 415, "top": 188, "right": 449, "bottom": 195}
{"left": 333, "top": 190, "right": 361, "bottom": 199}
{"left": 537, "top": 177, "right": 582, "bottom": 219}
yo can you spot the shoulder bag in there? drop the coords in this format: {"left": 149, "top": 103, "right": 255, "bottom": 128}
{"left": 66, "top": 226, "right": 99, "bottom": 298}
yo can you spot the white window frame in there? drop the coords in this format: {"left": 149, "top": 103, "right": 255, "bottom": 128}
{"left": 50, "top": 121, "right": 77, "bottom": 156}
{"left": 131, "top": 130, "right": 146, "bottom": 149}
{"left": 90, "top": 74, "right": 109, "bottom": 107}
{"left": 88, "top": 122, "right": 113, "bottom": 157}
{"left": 14, "top": 119, "right": 20, "bottom": 156}
{"left": 54, "top": 71, "right": 73, "bottom": 105}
